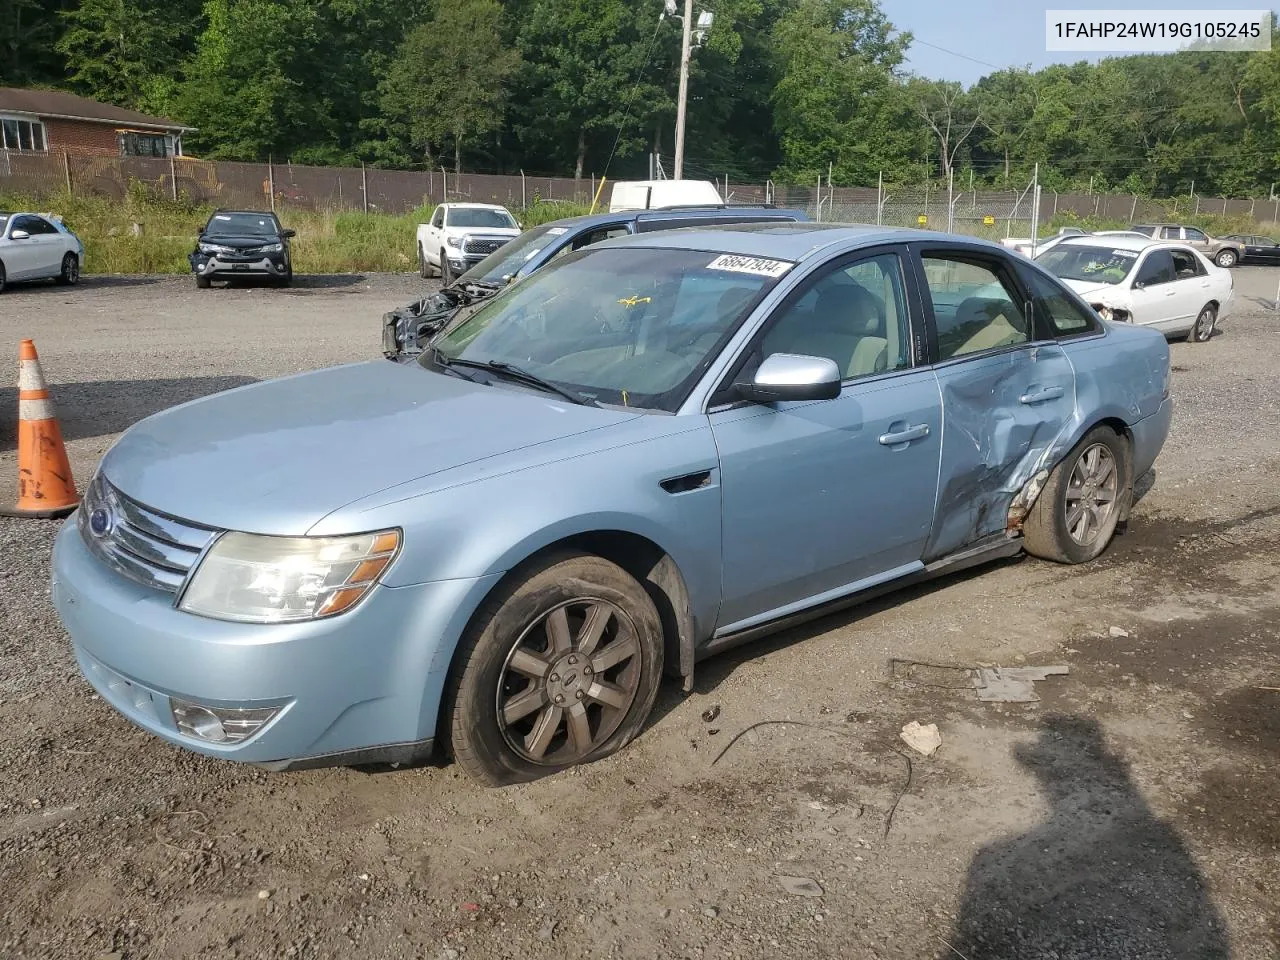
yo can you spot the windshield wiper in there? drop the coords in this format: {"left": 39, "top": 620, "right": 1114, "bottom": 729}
{"left": 442, "top": 357, "right": 598, "bottom": 407}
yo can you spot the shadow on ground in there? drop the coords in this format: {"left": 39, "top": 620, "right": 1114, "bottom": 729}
{"left": 938, "top": 714, "right": 1231, "bottom": 959}
{"left": 0, "top": 376, "right": 257, "bottom": 448}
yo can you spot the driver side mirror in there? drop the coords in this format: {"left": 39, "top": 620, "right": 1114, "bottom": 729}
{"left": 9, "top": 229, "right": 29, "bottom": 240}
{"left": 281, "top": 229, "right": 296, "bottom": 238}
{"left": 735, "top": 353, "right": 842, "bottom": 404}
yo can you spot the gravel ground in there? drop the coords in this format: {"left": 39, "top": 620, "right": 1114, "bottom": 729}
{"left": 1, "top": 269, "right": 1277, "bottom": 960}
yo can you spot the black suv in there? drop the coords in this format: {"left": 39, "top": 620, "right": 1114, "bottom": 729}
{"left": 383, "top": 205, "right": 808, "bottom": 360}
{"left": 190, "top": 210, "right": 296, "bottom": 288}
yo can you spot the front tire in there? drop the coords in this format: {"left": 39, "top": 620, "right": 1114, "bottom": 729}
{"left": 445, "top": 552, "right": 664, "bottom": 786}
{"left": 57, "top": 253, "right": 80, "bottom": 285}
{"left": 0, "top": 260, "right": 6, "bottom": 294}
{"left": 195, "top": 274, "right": 212, "bottom": 289}
{"left": 418, "top": 244, "right": 429, "bottom": 279}
{"left": 1187, "top": 303, "right": 1216, "bottom": 343}
{"left": 1215, "top": 249, "right": 1237, "bottom": 268}
{"left": 1023, "top": 426, "right": 1130, "bottom": 564}
{"left": 440, "top": 249, "right": 453, "bottom": 286}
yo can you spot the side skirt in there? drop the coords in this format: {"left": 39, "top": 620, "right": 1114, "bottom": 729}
{"left": 696, "top": 535, "right": 1024, "bottom": 663}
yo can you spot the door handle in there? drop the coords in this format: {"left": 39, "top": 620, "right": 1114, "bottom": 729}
{"left": 1019, "top": 386, "right": 1065, "bottom": 404}
{"left": 1164, "top": 290, "right": 1176, "bottom": 296}
{"left": 878, "top": 423, "right": 930, "bottom": 446}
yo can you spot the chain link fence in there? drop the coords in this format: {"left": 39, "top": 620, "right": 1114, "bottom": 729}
{"left": 4, "top": 150, "right": 1280, "bottom": 228}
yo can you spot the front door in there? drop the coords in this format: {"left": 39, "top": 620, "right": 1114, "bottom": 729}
{"left": 1127, "top": 249, "right": 1188, "bottom": 331}
{"left": 710, "top": 249, "right": 942, "bottom": 633}
{"left": 914, "top": 249, "right": 1078, "bottom": 559}
{"left": 5, "top": 215, "right": 44, "bottom": 278}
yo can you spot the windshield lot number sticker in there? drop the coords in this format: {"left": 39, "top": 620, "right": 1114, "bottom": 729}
{"left": 706, "top": 254, "right": 792, "bottom": 277}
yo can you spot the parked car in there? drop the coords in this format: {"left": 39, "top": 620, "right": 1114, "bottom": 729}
{"left": 384, "top": 205, "right": 809, "bottom": 360}
{"left": 52, "top": 224, "right": 1172, "bottom": 785}
{"left": 0, "top": 211, "right": 83, "bottom": 293}
{"left": 1036, "top": 235, "right": 1232, "bottom": 341}
{"left": 608, "top": 179, "right": 723, "bottom": 212}
{"left": 999, "top": 227, "right": 1086, "bottom": 258}
{"left": 417, "top": 203, "right": 521, "bottom": 284}
{"left": 189, "top": 210, "right": 295, "bottom": 288}
{"left": 1220, "top": 233, "right": 1280, "bottom": 265}
{"left": 1129, "top": 224, "right": 1244, "bottom": 268}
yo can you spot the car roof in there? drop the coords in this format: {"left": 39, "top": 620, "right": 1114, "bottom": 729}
{"left": 1057, "top": 234, "right": 1160, "bottom": 253}
{"left": 593, "top": 221, "right": 1007, "bottom": 261}
{"left": 211, "top": 209, "right": 278, "bottom": 217}
{"left": 534, "top": 206, "right": 806, "bottom": 232}
{"left": 443, "top": 202, "right": 510, "bottom": 210}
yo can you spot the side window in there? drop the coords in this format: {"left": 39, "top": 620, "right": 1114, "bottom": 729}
{"left": 572, "top": 225, "right": 630, "bottom": 250}
{"left": 758, "top": 253, "right": 911, "bottom": 380}
{"left": 431, "top": 208, "right": 444, "bottom": 228}
{"left": 10, "top": 215, "right": 38, "bottom": 235}
{"left": 28, "top": 217, "right": 57, "bottom": 235}
{"left": 921, "top": 256, "right": 1029, "bottom": 359}
{"left": 1169, "top": 249, "right": 1204, "bottom": 279}
{"left": 1024, "top": 269, "right": 1099, "bottom": 337}
{"left": 1184, "top": 227, "right": 1207, "bottom": 242}
{"left": 1159, "top": 226, "right": 1180, "bottom": 240}
{"left": 1134, "top": 251, "right": 1175, "bottom": 287}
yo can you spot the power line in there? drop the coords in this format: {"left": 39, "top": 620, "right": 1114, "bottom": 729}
{"left": 602, "top": 15, "right": 669, "bottom": 180}
{"left": 911, "top": 38, "right": 1004, "bottom": 72}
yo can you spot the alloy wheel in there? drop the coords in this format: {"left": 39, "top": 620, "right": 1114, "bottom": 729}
{"left": 497, "top": 598, "right": 642, "bottom": 765}
{"left": 1064, "top": 443, "right": 1119, "bottom": 546}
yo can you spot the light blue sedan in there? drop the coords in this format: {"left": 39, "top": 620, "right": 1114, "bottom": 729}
{"left": 51, "top": 224, "right": 1172, "bottom": 785}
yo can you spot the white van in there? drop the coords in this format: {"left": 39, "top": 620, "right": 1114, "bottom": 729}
{"left": 608, "top": 179, "right": 723, "bottom": 212}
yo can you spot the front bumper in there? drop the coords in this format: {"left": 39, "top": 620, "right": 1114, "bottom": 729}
{"left": 190, "top": 252, "right": 289, "bottom": 277}
{"left": 51, "top": 516, "right": 499, "bottom": 768}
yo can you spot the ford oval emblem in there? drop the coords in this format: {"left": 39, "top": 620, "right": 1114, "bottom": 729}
{"left": 88, "top": 506, "right": 113, "bottom": 537}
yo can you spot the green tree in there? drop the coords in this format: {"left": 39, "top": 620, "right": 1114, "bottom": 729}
{"left": 970, "top": 68, "right": 1036, "bottom": 185}
{"left": 770, "top": 0, "right": 915, "bottom": 185}
{"left": 0, "top": 0, "right": 64, "bottom": 88}
{"left": 380, "top": 0, "right": 520, "bottom": 172}
{"left": 909, "top": 78, "right": 980, "bottom": 182}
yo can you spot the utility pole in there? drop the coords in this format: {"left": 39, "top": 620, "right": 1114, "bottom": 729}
{"left": 673, "top": 0, "right": 694, "bottom": 180}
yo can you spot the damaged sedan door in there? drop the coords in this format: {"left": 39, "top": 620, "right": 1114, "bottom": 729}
{"left": 913, "top": 249, "right": 1077, "bottom": 560}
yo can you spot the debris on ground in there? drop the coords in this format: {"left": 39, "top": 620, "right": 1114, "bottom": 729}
{"left": 1109, "top": 625, "right": 1131, "bottom": 638}
{"left": 973, "top": 665, "right": 1070, "bottom": 703}
{"left": 701, "top": 704, "right": 721, "bottom": 723}
{"left": 777, "top": 875, "right": 824, "bottom": 897}
{"left": 899, "top": 721, "right": 942, "bottom": 757}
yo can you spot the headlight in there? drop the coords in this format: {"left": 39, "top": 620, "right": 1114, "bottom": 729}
{"left": 446, "top": 235, "right": 463, "bottom": 248}
{"left": 179, "top": 529, "right": 401, "bottom": 623}
{"left": 266, "top": 242, "right": 284, "bottom": 253}
{"left": 199, "top": 242, "right": 235, "bottom": 255}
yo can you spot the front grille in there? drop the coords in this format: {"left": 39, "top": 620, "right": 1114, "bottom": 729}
{"left": 462, "top": 237, "right": 509, "bottom": 256}
{"left": 79, "top": 473, "right": 220, "bottom": 593}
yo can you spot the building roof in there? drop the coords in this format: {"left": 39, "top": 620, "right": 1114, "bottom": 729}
{"left": 0, "top": 88, "right": 193, "bottom": 132}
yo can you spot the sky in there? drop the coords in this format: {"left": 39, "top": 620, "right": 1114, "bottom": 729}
{"left": 885, "top": 0, "right": 1270, "bottom": 85}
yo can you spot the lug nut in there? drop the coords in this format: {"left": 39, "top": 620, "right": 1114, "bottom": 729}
{"left": 549, "top": 673, "right": 560, "bottom": 683}
{"left": 554, "top": 694, "right": 565, "bottom": 704}
{"left": 567, "top": 655, "right": 578, "bottom": 665}
{"left": 583, "top": 665, "right": 592, "bottom": 676}
{"left": 575, "top": 690, "right": 585, "bottom": 700}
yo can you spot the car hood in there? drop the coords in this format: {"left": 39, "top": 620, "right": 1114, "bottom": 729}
{"left": 100, "top": 361, "right": 641, "bottom": 535}
{"left": 450, "top": 227, "right": 520, "bottom": 238}
{"left": 199, "top": 234, "right": 282, "bottom": 247}
{"left": 1060, "top": 278, "right": 1124, "bottom": 301}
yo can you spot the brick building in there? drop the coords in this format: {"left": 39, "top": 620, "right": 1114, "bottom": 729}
{"left": 0, "top": 88, "right": 192, "bottom": 158}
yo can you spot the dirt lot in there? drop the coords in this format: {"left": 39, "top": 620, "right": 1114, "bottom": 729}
{"left": 1, "top": 269, "right": 1278, "bottom": 960}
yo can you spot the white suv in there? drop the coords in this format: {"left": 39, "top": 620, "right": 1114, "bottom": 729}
{"left": 417, "top": 203, "right": 520, "bottom": 283}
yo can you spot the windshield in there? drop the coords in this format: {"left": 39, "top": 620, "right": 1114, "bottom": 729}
{"left": 1036, "top": 245, "right": 1138, "bottom": 285}
{"left": 459, "top": 223, "right": 568, "bottom": 284}
{"left": 205, "top": 212, "right": 280, "bottom": 236}
{"left": 447, "top": 208, "right": 516, "bottom": 229}
{"left": 0, "top": 214, "right": 8, "bottom": 235}
{"left": 429, "top": 247, "right": 789, "bottom": 411}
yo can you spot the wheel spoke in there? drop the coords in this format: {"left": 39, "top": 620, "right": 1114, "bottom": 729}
{"left": 508, "top": 648, "right": 551, "bottom": 680}
{"left": 565, "top": 702, "right": 593, "bottom": 754}
{"left": 586, "top": 679, "right": 630, "bottom": 710}
{"left": 591, "top": 634, "right": 640, "bottom": 674}
{"left": 1066, "top": 480, "right": 1086, "bottom": 499}
{"left": 503, "top": 686, "right": 547, "bottom": 725}
{"left": 524, "top": 705, "right": 563, "bottom": 759}
{"left": 1065, "top": 501, "right": 1085, "bottom": 533}
{"left": 546, "top": 606, "right": 573, "bottom": 655}
{"left": 576, "top": 603, "right": 611, "bottom": 656}
{"left": 1078, "top": 506, "right": 1095, "bottom": 542}
{"left": 1093, "top": 488, "right": 1116, "bottom": 503}
{"left": 1093, "top": 454, "right": 1115, "bottom": 484}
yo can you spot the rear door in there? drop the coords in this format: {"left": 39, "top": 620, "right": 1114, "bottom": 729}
{"left": 911, "top": 246, "right": 1077, "bottom": 560}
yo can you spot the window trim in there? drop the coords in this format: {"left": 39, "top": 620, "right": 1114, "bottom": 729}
{"left": 1132, "top": 249, "right": 1177, "bottom": 289}
{"left": 1015, "top": 260, "right": 1105, "bottom": 341}
{"left": 706, "top": 243, "right": 921, "bottom": 410}
{"left": 0, "top": 114, "right": 48, "bottom": 153}
{"left": 1168, "top": 246, "right": 1206, "bottom": 279}
{"left": 908, "top": 244, "right": 1043, "bottom": 366}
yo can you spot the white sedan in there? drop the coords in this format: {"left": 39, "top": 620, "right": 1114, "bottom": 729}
{"left": 0, "top": 211, "right": 84, "bottom": 293}
{"left": 1035, "top": 235, "right": 1232, "bottom": 342}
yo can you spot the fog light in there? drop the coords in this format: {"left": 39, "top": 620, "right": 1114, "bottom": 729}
{"left": 171, "top": 699, "right": 280, "bottom": 744}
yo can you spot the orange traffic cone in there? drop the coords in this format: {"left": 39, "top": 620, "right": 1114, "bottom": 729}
{"left": 2, "top": 340, "right": 78, "bottom": 518}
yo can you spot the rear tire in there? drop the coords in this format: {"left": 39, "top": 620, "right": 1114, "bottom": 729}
{"left": 1023, "top": 425, "right": 1130, "bottom": 564}
{"left": 0, "top": 260, "right": 6, "bottom": 294}
{"left": 445, "top": 551, "right": 664, "bottom": 786}
{"left": 1187, "top": 303, "right": 1216, "bottom": 343}
{"left": 195, "top": 274, "right": 212, "bottom": 289}
{"left": 1215, "top": 249, "right": 1237, "bottom": 268}
{"left": 57, "top": 253, "right": 80, "bottom": 286}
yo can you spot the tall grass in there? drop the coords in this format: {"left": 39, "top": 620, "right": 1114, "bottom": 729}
{"left": 0, "top": 187, "right": 591, "bottom": 275}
